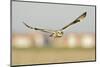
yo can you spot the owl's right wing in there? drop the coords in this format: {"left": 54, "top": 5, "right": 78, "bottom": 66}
{"left": 23, "top": 22, "right": 53, "bottom": 33}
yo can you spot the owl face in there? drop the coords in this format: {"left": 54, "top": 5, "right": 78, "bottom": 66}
{"left": 49, "top": 31, "right": 63, "bottom": 37}
{"left": 56, "top": 31, "right": 63, "bottom": 37}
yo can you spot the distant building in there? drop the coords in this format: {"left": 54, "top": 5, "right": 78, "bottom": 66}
{"left": 12, "top": 33, "right": 33, "bottom": 48}
{"left": 80, "top": 33, "right": 95, "bottom": 48}
{"left": 66, "top": 33, "right": 79, "bottom": 48}
{"left": 29, "top": 32, "right": 45, "bottom": 47}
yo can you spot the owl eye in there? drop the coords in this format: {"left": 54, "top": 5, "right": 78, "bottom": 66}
{"left": 58, "top": 31, "right": 61, "bottom": 33}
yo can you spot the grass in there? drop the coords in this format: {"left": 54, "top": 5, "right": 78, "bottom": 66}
{"left": 12, "top": 46, "right": 95, "bottom": 65}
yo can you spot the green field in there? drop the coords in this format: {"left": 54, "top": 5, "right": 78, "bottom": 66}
{"left": 12, "top": 47, "right": 95, "bottom": 65}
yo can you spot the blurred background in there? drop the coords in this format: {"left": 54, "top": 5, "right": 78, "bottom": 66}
{"left": 12, "top": 1, "right": 96, "bottom": 65}
{"left": 12, "top": 32, "right": 95, "bottom": 48}
{"left": 12, "top": 32, "right": 95, "bottom": 65}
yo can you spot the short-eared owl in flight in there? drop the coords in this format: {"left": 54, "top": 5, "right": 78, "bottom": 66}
{"left": 23, "top": 12, "right": 87, "bottom": 38}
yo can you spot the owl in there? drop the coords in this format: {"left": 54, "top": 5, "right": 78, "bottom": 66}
{"left": 23, "top": 12, "right": 87, "bottom": 38}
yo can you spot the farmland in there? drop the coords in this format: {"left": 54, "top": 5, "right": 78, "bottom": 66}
{"left": 12, "top": 47, "right": 95, "bottom": 65}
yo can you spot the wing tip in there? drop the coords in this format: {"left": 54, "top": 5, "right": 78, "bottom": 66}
{"left": 83, "top": 12, "right": 87, "bottom": 17}
{"left": 23, "top": 22, "right": 33, "bottom": 29}
{"left": 23, "top": 22, "right": 28, "bottom": 27}
{"left": 23, "top": 21, "right": 25, "bottom": 25}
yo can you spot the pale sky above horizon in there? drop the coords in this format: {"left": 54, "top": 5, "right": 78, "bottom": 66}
{"left": 12, "top": 1, "right": 96, "bottom": 34}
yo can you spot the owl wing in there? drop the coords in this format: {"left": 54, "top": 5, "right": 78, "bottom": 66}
{"left": 23, "top": 22, "right": 53, "bottom": 33}
{"left": 60, "top": 12, "right": 87, "bottom": 31}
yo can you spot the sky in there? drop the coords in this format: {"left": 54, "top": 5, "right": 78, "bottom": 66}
{"left": 12, "top": 1, "right": 95, "bottom": 34}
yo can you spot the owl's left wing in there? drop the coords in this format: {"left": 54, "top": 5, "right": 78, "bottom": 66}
{"left": 60, "top": 12, "right": 87, "bottom": 31}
